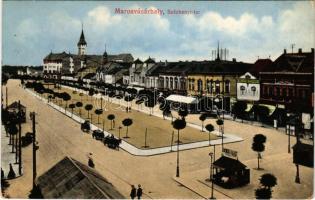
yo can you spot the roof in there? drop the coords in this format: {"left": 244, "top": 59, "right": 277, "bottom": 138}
{"left": 37, "top": 156, "right": 125, "bottom": 199}
{"left": 134, "top": 58, "right": 143, "bottom": 64}
{"left": 144, "top": 57, "right": 155, "bottom": 63}
{"left": 264, "top": 50, "right": 314, "bottom": 73}
{"left": 166, "top": 94, "right": 198, "bottom": 104}
{"left": 213, "top": 156, "right": 247, "bottom": 171}
{"left": 77, "top": 30, "right": 87, "bottom": 46}
{"left": 7, "top": 101, "right": 26, "bottom": 110}
{"left": 250, "top": 59, "right": 273, "bottom": 76}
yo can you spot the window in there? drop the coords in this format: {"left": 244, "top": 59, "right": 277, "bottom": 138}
{"left": 159, "top": 77, "right": 164, "bottom": 88}
{"left": 282, "top": 88, "right": 287, "bottom": 97}
{"left": 174, "top": 78, "right": 178, "bottom": 90}
{"left": 170, "top": 77, "right": 173, "bottom": 89}
{"left": 197, "top": 79, "right": 203, "bottom": 92}
{"left": 288, "top": 88, "right": 293, "bottom": 97}
{"left": 188, "top": 79, "right": 191, "bottom": 90}
{"left": 192, "top": 79, "right": 195, "bottom": 91}
{"left": 215, "top": 80, "right": 220, "bottom": 93}
{"left": 240, "top": 85, "right": 246, "bottom": 95}
{"left": 225, "top": 80, "right": 230, "bottom": 93}
{"left": 166, "top": 77, "right": 169, "bottom": 88}
{"left": 251, "top": 86, "right": 256, "bottom": 96}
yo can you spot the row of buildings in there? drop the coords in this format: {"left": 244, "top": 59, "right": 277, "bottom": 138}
{"left": 42, "top": 29, "right": 314, "bottom": 116}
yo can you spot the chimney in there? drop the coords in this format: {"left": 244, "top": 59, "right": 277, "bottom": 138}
{"left": 232, "top": 58, "right": 236, "bottom": 62}
{"left": 311, "top": 48, "right": 314, "bottom": 53}
{"left": 298, "top": 48, "right": 302, "bottom": 53}
{"left": 283, "top": 49, "right": 287, "bottom": 54}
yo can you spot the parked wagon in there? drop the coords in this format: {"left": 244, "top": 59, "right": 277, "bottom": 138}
{"left": 81, "top": 120, "right": 91, "bottom": 132}
{"left": 103, "top": 135, "right": 121, "bottom": 150}
{"left": 92, "top": 130, "right": 104, "bottom": 140}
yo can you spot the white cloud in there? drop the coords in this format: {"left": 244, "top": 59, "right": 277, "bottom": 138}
{"left": 15, "top": 18, "right": 40, "bottom": 44}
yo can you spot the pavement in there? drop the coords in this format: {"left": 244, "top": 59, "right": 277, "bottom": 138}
{"left": 3, "top": 80, "right": 314, "bottom": 199}
{"left": 1, "top": 125, "right": 23, "bottom": 180}
{"left": 26, "top": 87, "right": 244, "bottom": 156}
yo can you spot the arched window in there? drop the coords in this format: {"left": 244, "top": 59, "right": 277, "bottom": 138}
{"left": 197, "top": 79, "right": 203, "bottom": 92}
{"left": 170, "top": 77, "right": 173, "bottom": 89}
{"left": 166, "top": 77, "right": 169, "bottom": 89}
{"left": 192, "top": 79, "right": 195, "bottom": 91}
{"left": 174, "top": 78, "right": 178, "bottom": 90}
{"left": 159, "top": 77, "right": 164, "bottom": 88}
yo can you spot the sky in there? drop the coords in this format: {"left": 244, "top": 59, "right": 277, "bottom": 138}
{"left": 2, "top": 1, "right": 315, "bottom": 66}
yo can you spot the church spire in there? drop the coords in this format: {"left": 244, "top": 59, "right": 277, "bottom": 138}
{"left": 77, "top": 24, "right": 87, "bottom": 55}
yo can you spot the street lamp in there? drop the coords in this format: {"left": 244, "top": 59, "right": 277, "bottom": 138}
{"left": 209, "top": 152, "right": 215, "bottom": 200}
{"left": 214, "top": 94, "right": 224, "bottom": 119}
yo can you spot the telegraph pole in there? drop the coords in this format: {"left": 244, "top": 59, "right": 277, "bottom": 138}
{"left": 32, "top": 112, "right": 39, "bottom": 189}
{"left": 18, "top": 101, "right": 22, "bottom": 175}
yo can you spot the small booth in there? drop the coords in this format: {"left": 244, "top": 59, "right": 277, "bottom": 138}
{"left": 7, "top": 101, "right": 26, "bottom": 123}
{"left": 212, "top": 155, "right": 250, "bottom": 189}
{"left": 293, "top": 142, "right": 314, "bottom": 168}
{"left": 166, "top": 94, "right": 199, "bottom": 113}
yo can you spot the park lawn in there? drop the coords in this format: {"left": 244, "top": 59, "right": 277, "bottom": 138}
{"left": 39, "top": 85, "right": 218, "bottom": 149}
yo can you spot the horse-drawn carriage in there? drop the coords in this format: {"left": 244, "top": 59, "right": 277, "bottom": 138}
{"left": 81, "top": 120, "right": 91, "bottom": 132}
{"left": 92, "top": 130, "right": 105, "bottom": 140}
{"left": 103, "top": 135, "right": 121, "bottom": 150}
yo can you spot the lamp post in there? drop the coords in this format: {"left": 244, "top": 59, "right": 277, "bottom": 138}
{"left": 118, "top": 126, "right": 122, "bottom": 139}
{"left": 209, "top": 152, "right": 215, "bottom": 199}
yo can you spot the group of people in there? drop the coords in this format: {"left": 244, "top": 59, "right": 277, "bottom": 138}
{"left": 130, "top": 184, "right": 142, "bottom": 199}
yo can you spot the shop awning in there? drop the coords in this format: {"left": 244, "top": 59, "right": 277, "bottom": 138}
{"left": 259, "top": 104, "right": 276, "bottom": 116}
{"left": 245, "top": 103, "right": 253, "bottom": 112}
{"left": 166, "top": 95, "right": 198, "bottom": 104}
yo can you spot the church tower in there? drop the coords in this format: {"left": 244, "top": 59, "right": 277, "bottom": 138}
{"left": 103, "top": 44, "right": 108, "bottom": 64}
{"left": 77, "top": 27, "right": 87, "bottom": 56}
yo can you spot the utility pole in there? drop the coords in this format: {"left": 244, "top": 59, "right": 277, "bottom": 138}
{"left": 6, "top": 86, "right": 8, "bottom": 108}
{"left": 18, "top": 101, "right": 22, "bottom": 175}
{"left": 32, "top": 112, "right": 39, "bottom": 189}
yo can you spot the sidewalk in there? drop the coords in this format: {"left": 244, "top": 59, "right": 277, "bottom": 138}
{"left": 26, "top": 88, "right": 244, "bottom": 156}
{"left": 1, "top": 125, "right": 23, "bottom": 179}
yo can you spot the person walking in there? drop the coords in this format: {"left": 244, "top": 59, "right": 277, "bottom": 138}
{"left": 137, "top": 184, "right": 143, "bottom": 199}
{"left": 130, "top": 185, "right": 136, "bottom": 199}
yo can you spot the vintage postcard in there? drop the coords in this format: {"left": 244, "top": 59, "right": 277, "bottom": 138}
{"left": 1, "top": 1, "right": 314, "bottom": 199}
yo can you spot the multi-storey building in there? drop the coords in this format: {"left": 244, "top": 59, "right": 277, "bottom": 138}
{"left": 129, "top": 57, "right": 155, "bottom": 87}
{"left": 259, "top": 48, "right": 314, "bottom": 115}
{"left": 43, "top": 29, "right": 133, "bottom": 79}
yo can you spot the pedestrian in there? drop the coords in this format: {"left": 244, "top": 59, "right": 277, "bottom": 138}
{"left": 7, "top": 163, "right": 16, "bottom": 179}
{"left": 130, "top": 185, "right": 136, "bottom": 199}
{"left": 137, "top": 184, "right": 143, "bottom": 199}
{"left": 87, "top": 153, "right": 95, "bottom": 168}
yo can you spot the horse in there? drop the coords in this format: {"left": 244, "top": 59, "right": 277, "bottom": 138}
{"left": 103, "top": 135, "right": 122, "bottom": 150}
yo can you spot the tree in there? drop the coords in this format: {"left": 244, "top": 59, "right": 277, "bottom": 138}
{"left": 178, "top": 107, "right": 188, "bottom": 120}
{"left": 62, "top": 92, "right": 71, "bottom": 111}
{"left": 85, "top": 104, "right": 93, "bottom": 119}
{"left": 76, "top": 102, "right": 83, "bottom": 117}
{"left": 122, "top": 118, "right": 133, "bottom": 138}
{"left": 232, "top": 101, "right": 247, "bottom": 122}
{"left": 172, "top": 118, "right": 186, "bottom": 177}
{"left": 79, "top": 93, "right": 84, "bottom": 102}
{"left": 88, "top": 88, "right": 94, "bottom": 101}
{"left": 216, "top": 119, "right": 224, "bottom": 151}
{"left": 124, "top": 95, "right": 134, "bottom": 112}
{"left": 107, "top": 114, "right": 115, "bottom": 130}
{"left": 144, "top": 93, "right": 156, "bottom": 116}
{"left": 69, "top": 104, "right": 76, "bottom": 116}
{"left": 199, "top": 114, "right": 207, "bottom": 132}
{"left": 94, "top": 109, "right": 103, "bottom": 124}
{"left": 205, "top": 124, "right": 214, "bottom": 145}
{"left": 135, "top": 99, "right": 144, "bottom": 111}
{"left": 260, "top": 173, "right": 277, "bottom": 190}
{"left": 252, "top": 134, "right": 267, "bottom": 170}
{"left": 255, "top": 187, "right": 272, "bottom": 200}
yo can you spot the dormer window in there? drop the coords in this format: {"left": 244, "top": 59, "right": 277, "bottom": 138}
{"left": 240, "top": 85, "right": 246, "bottom": 95}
